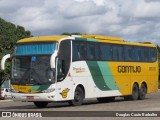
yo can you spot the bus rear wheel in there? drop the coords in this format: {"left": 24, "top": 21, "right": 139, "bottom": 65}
{"left": 68, "top": 87, "right": 84, "bottom": 106}
{"left": 34, "top": 102, "right": 49, "bottom": 108}
{"left": 97, "top": 97, "right": 115, "bottom": 103}
{"left": 124, "top": 84, "right": 139, "bottom": 101}
{"left": 138, "top": 83, "right": 147, "bottom": 100}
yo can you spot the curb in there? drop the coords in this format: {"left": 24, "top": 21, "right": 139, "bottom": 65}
{"left": 0, "top": 99, "right": 12, "bottom": 102}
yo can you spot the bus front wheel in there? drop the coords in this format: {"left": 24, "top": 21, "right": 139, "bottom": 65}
{"left": 68, "top": 87, "right": 84, "bottom": 106}
{"left": 34, "top": 102, "right": 49, "bottom": 108}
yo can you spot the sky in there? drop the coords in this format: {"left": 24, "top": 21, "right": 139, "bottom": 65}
{"left": 0, "top": 0, "right": 160, "bottom": 45}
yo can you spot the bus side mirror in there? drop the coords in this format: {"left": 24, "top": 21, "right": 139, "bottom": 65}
{"left": 1, "top": 54, "right": 11, "bottom": 70}
{"left": 50, "top": 50, "right": 58, "bottom": 69}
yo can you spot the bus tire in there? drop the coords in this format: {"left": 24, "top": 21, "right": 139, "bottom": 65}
{"left": 138, "top": 83, "right": 147, "bottom": 100}
{"left": 34, "top": 102, "right": 48, "bottom": 108}
{"left": 68, "top": 87, "right": 84, "bottom": 106}
{"left": 124, "top": 84, "right": 139, "bottom": 101}
{"left": 97, "top": 97, "right": 115, "bottom": 103}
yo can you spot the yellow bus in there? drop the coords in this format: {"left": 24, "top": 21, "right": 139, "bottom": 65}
{"left": 1, "top": 35, "right": 158, "bottom": 108}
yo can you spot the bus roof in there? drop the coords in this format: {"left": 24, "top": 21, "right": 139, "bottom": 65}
{"left": 17, "top": 36, "right": 68, "bottom": 43}
{"left": 81, "top": 35, "right": 124, "bottom": 41}
{"left": 80, "top": 35, "right": 156, "bottom": 47}
{"left": 17, "top": 35, "right": 156, "bottom": 47}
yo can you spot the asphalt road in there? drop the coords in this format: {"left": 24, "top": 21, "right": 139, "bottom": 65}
{"left": 0, "top": 91, "right": 160, "bottom": 111}
{"left": 0, "top": 91, "right": 160, "bottom": 119}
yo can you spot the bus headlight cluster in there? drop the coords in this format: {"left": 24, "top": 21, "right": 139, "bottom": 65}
{"left": 42, "top": 88, "right": 55, "bottom": 93}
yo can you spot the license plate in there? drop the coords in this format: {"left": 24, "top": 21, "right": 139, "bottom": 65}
{"left": 27, "top": 96, "right": 34, "bottom": 100}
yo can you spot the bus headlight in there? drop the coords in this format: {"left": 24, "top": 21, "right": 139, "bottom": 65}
{"left": 42, "top": 88, "right": 55, "bottom": 93}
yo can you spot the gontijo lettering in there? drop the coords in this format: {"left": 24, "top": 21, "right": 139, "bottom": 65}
{"left": 118, "top": 66, "right": 141, "bottom": 73}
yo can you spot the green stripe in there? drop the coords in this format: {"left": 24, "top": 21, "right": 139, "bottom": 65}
{"left": 75, "top": 37, "right": 87, "bottom": 41}
{"left": 86, "top": 61, "right": 110, "bottom": 90}
{"left": 97, "top": 62, "right": 120, "bottom": 90}
{"left": 87, "top": 61, "right": 120, "bottom": 91}
{"left": 87, "top": 38, "right": 98, "bottom": 42}
{"left": 75, "top": 37, "right": 98, "bottom": 42}
{"left": 31, "top": 86, "right": 40, "bottom": 90}
{"left": 31, "top": 84, "right": 51, "bottom": 91}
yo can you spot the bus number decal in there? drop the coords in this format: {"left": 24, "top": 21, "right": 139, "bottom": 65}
{"left": 149, "top": 67, "right": 156, "bottom": 71}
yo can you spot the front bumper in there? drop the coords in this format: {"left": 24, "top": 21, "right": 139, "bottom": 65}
{"left": 11, "top": 92, "right": 55, "bottom": 102}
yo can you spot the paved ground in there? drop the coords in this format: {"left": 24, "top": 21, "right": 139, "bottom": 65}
{"left": 0, "top": 91, "right": 160, "bottom": 119}
{"left": 0, "top": 91, "right": 160, "bottom": 111}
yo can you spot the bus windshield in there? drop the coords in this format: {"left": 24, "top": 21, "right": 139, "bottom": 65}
{"left": 11, "top": 42, "right": 57, "bottom": 85}
{"left": 12, "top": 55, "right": 54, "bottom": 85}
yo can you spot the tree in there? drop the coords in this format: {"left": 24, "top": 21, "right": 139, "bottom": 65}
{"left": 0, "top": 18, "right": 32, "bottom": 99}
{"left": 61, "top": 32, "right": 82, "bottom": 36}
{"left": 157, "top": 45, "right": 160, "bottom": 88}
{"left": 157, "top": 45, "right": 160, "bottom": 54}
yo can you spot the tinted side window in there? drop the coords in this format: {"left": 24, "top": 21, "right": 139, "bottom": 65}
{"left": 135, "top": 47, "right": 144, "bottom": 62}
{"left": 73, "top": 41, "right": 157, "bottom": 62}
{"left": 58, "top": 40, "right": 71, "bottom": 79}
{"left": 124, "top": 46, "right": 135, "bottom": 61}
{"left": 144, "top": 47, "right": 150, "bottom": 62}
{"left": 72, "top": 41, "right": 86, "bottom": 61}
{"left": 150, "top": 48, "right": 157, "bottom": 62}
{"left": 87, "top": 43, "right": 99, "bottom": 60}
{"left": 112, "top": 45, "right": 123, "bottom": 61}
{"left": 100, "top": 44, "right": 112, "bottom": 61}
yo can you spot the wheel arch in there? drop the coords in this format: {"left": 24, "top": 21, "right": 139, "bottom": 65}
{"left": 133, "top": 82, "right": 139, "bottom": 89}
{"left": 141, "top": 81, "right": 148, "bottom": 93}
{"left": 73, "top": 84, "right": 85, "bottom": 99}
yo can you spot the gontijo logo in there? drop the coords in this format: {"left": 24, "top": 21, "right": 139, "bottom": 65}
{"left": 60, "top": 88, "right": 70, "bottom": 98}
{"left": 118, "top": 66, "right": 141, "bottom": 73}
{"left": 73, "top": 67, "right": 86, "bottom": 73}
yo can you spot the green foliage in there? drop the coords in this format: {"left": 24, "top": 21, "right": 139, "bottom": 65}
{"left": 61, "top": 32, "right": 81, "bottom": 36}
{"left": 157, "top": 45, "right": 160, "bottom": 61}
{"left": 0, "top": 17, "right": 32, "bottom": 84}
{"left": 157, "top": 45, "right": 160, "bottom": 53}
